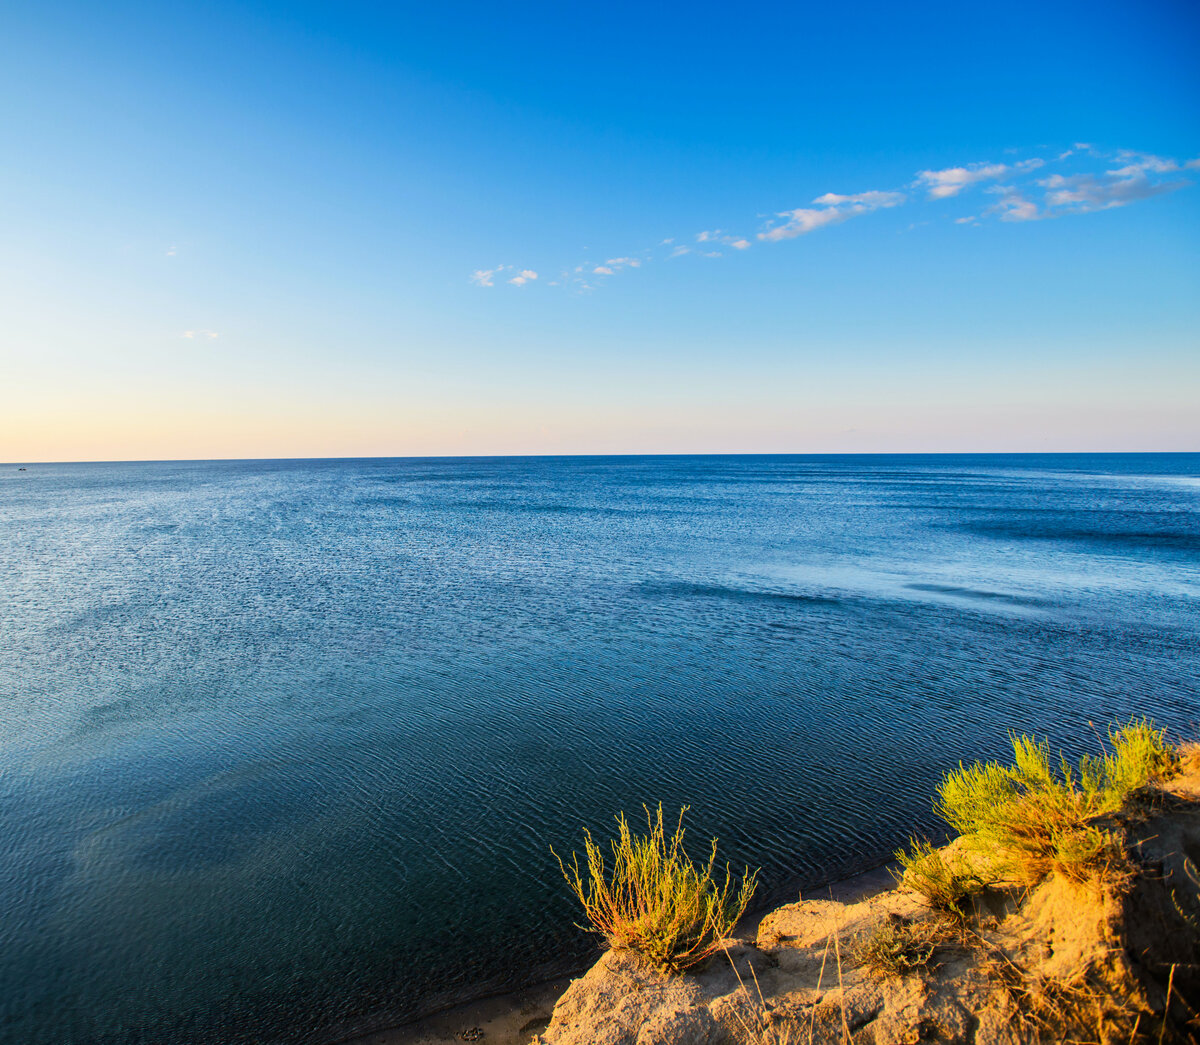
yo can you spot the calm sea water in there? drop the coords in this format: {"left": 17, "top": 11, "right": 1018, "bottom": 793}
{"left": 1, "top": 454, "right": 1198, "bottom": 1043}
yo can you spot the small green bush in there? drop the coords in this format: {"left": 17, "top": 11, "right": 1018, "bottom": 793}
{"left": 895, "top": 838, "right": 984, "bottom": 916}
{"left": 934, "top": 718, "right": 1176, "bottom": 885}
{"left": 553, "top": 804, "right": 758, "bottom": 973}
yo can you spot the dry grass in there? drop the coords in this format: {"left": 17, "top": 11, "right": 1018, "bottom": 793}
{"left": 935, "top": 718, "right": 1176, "bottom": 886}
{"left": 553, "top": 803, "right": 758, "bottom": 973}
{"left": 982, "top": 951, "right": 1151, "bottom": 1045}
{"left": 850, "top": 915, "right": 952, "bottom": 978}
{"left": 722, "top": 945, "right": 801, "bottom": 1044}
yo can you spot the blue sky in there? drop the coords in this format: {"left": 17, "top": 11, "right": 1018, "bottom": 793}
{"left": 2, "top": 0, "right": 1198, "bottom": 459}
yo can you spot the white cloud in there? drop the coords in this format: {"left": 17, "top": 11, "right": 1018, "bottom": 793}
{"left": 1107, "top": 150, "right": 1180, "bottom": 176}
{"left": 1058, "top": 142, "right": 1095, "bottom": 160}
{"left": 1039, "top": 170, "right": 1183, "bottom": 212}
{"left": 181, "top": 329, "right": 219, "bottom": 339}
{"left": 758, "top": 209, "right": 846, "bottom": 239}
{"left": 985, "top": 186, "right": 1041, "bottom": 222}
{"left": 472, "top": 265, "right": 541, "bottom": 287}
{"left": 470, "top": 267, "right": 501, "bottom": 287}
{"left": 914, "top": 163, "right": 1010, "bottom": 199}
{"left": 812, "top": 190, "right": 905, "bottom": 207}
{"left": 758, "top": 189, "right": 905, "bottom": 241}
{"left": 471, "top": 143, "right": 1198, "bottom": 291}
{"left": 603, "top": 256, "right": 642, "bottom": 271}
{"left": 165, "top": 245, "right": 178, "bottom": 257}
{"left": 697, "top": 229, "right": 754, "bottom": 249}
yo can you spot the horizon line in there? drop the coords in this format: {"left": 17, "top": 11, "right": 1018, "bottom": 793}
{"left": 5, "top": 449, "right": 1198, "bottom": 467}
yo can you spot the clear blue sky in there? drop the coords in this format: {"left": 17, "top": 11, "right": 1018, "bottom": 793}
{"left": 2, "top": 0, "right": 1198, "bottom": 459}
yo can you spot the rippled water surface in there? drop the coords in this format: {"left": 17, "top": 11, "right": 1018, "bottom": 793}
{"left": 2, "top": 454, "right": 1198, "bottom": 1043}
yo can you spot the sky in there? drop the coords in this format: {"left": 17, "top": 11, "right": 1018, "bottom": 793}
{"left": 1, "top": 0, "right": 1198, "bottom": 461}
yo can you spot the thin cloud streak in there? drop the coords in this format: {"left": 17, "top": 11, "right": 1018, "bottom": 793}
{"left": 758, "top": 190, "right": 905, "bottom": 241}
{"left": 914, "top": 158, "right": 1044, "bottom": 199}
{"left": 471, "top": 264, "right": 539, "bottom": 287}
{"left": 471, "top": 145, "right": 1196, "bottom": 289}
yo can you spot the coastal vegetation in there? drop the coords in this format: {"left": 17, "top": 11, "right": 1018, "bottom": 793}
{"left": 849, "top": 914, "right": 952, "bottom": 978}
{"left": 893, "top": 839, "right": 982, "bottom": 918}
{"left": 553, "top": 803, "right": 758, "bottom": 973}
{"left": 539, "top": 722, "right": 1200, "bottom": 1044}
{"left": 899, "top": 717, "right": 1179, "bottom": 901}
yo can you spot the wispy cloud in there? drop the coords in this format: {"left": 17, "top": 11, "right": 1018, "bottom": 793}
{"left": 985, "top": 186, "right": 1040, "bottom": 222}
{"left": 914, "top": 159, "right": 1045, "bottom": 199}
{"left": 990, "top": 150, "right": 1198, "bottom": 220}
{"left": 181, "top": 329, "right": 219, "bottom": 339}
{"left": 698, "top": 230, "right": 754, "bottom": 250}
{"left": 471, "top": 264, "right": 538, "bottom": 287}
{"left": 470, "top": 267, "right": 501, "bottom": 287}
{"left": 758, "top": 190, "right": 905, "bottom": 241}
{"left": 1028, "top": 150, "right": 1197, "bottom": 215}
{"left": 471, "top": 144, "right": 1197, "bottom": 289}
{"left": 1108, "top": 151, "right": 1183, "bottom": 176}
{"left": 914, "top": 162, "right": 1010, "bottom": 199}
{"left": 1039, "top": 170, "right": 1181, "bottom": 212}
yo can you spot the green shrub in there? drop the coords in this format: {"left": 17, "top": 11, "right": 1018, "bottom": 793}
{"left": 1085, "top": 718, "right": 1179, "bottom": 802}
{"left": 934, "top": 718, "right": 1176, "bottom": 885}
{"left": 895, "top": 838, "right": 985, "bottom": 916}
{"left": 553, "top": 804, "right": 758, "bottom": 972}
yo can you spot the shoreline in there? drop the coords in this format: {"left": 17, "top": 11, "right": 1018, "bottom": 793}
{"left": 344, "top": 862, "right": 898, "bottom": 1045}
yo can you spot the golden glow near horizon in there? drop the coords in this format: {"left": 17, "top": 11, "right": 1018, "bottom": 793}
{"left": 5, "top": 362, "right": 1198, "bottom": 462}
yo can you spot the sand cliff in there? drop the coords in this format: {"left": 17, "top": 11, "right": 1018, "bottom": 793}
{"left": 533, "top": 749, "right": 1200, "bottom": 1045}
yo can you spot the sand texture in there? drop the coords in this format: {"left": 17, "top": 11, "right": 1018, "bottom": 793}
{"left": 533, "top": 750, "right": 1200, "bottom": 1044}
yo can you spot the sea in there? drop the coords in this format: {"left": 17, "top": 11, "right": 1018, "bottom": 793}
{"left": 1, "top": 454, "right": 1197, "bottom": 1044}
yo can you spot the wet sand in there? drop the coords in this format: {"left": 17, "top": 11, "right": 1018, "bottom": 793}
{"left": 342, "top": 977, "right": 572, "bottom": 1045}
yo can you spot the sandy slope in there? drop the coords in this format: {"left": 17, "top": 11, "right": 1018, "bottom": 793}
{"left": 534, "top": 750, "right": 1200, "bottom": 1045}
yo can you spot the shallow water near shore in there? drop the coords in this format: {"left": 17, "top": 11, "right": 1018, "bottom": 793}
{"left": 1, "top": 453, "right": 1198, "bottom": 1044}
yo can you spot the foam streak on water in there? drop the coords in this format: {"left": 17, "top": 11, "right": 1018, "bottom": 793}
{"left": 0, "top": 454, "right": 1198, "bottom": 1043}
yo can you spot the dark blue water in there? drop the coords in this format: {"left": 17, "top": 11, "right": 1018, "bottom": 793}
{"left": 1, "top": 454, "right": 1198, "bottom": 1044}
